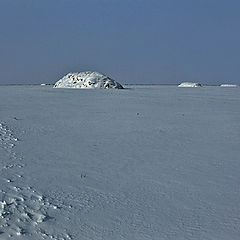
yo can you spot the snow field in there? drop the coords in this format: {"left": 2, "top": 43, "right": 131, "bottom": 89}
{"left": 0, "top": 85, "right": 240, "bottom": 239}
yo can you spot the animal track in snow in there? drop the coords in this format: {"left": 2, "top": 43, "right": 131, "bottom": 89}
{"left": 0, "top": 122, "right": 18, "bottom": 151}
{"left": 0, "top": 185, "right": 61, "bottom": 238}
{"left": 0, "top": 122, "right": 71, "bottom": 239}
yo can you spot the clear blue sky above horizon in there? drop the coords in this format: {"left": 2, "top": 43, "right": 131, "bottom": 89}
{"left": 0, "top": 0, "right": 240, "bottom": 85}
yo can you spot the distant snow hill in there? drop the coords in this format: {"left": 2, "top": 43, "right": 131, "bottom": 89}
{"left": 178, "top": 82, "right": 202, "bottom": 87}
{"left": 54, "top": 71, "right": 124, "bottom": 89}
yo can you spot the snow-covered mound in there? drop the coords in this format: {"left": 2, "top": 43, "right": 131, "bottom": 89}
{"left": 54, "top": 71, "right": 123, "bottom": 89}
{"left": 178, "top": 82, "right": 202, "bottom": 87}
{"left": 220, "top": 84, "right": 238, "bottom": 87}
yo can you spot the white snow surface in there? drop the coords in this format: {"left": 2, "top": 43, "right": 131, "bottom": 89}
{"left": 1, "top": 85, "right": 240, "bottom": 239}
{"left": 54, "top": 71, "right": 123, "bottom": 89}
{"left": 178, "top": 82, "right": 202, "bottom": 87}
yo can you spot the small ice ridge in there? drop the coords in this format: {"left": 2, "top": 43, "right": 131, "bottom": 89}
{"left": 220, "top": 84, "right": 238, "bottom": 87}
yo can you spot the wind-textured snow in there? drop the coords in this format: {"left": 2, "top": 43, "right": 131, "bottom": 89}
{"left": 1, "top": 85, "right": 240, "bottom": 240}
{"left": 54, "top": 71, "right": 123, "bottom": 89}
{"left": 178, "top": 82, "right": 202, "bottom": 87}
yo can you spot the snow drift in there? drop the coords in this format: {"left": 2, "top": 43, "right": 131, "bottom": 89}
{"left": 54, "top": 71, "right": 123, "bottom": 89}
{"left": 178, "top": 82, "right": 202, "bottom": 87}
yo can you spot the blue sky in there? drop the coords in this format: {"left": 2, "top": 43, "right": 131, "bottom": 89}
{"left": 0, "top": 0, "right": 240, "bottom": 85}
